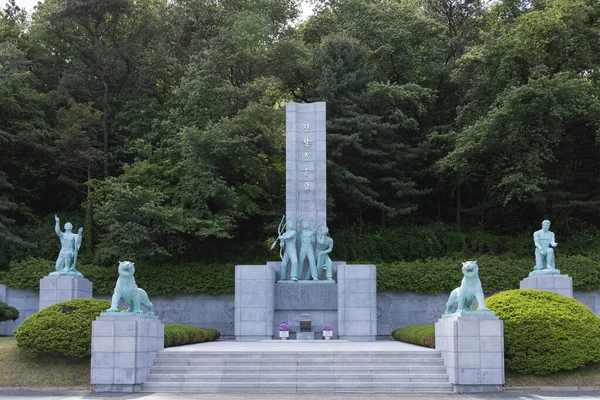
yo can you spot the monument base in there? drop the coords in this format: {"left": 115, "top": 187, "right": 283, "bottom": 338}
{"left": 297, "top": 332, "right": 315, "bottom": 340}
{"left": 435, "top": 314, "right": 504, "bottom": 393}
{"left": 442, "top": 310, "right": 496, "bottom": 318}
{"left": 39, "top": 275, "right": 92, "bottom": 310}
{"left": 520, "top": 274, "right": 572, "bottom": 297}
{"left": 277, "top": 279, "right": 335, "bottom": 284}
{"left": 91, "top": 315, "right": 164, "bottom": 392}
{"left": 529, "top": 268, "right": 561, "bottom": 277}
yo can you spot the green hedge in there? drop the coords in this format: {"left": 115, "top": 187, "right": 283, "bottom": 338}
{"left": 335, "top": 225, "right": 600, "bottom": 262}
{"left": 3, "top": 253, "right": 600, "bottom": 295}
{"left": 0, "top": 258, "right": 234, "bottom": 296}
{"left": 14, "top": 298, "right": 110, "bottom": 357}
{"left": 164, "top": 324, "right": 220, "bottom": 347}
{"left": 391, "top": 324, "right": 435, "bottom": 348}
{"left": 486, "top": 289, "right": 600, "bottom": 374}
{"left": 0, "top": 300, "right": 19, "bottom": 322}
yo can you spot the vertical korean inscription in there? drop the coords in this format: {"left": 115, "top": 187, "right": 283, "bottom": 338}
{"left": 286, "top": 102, "right": 326, "bottom": 229}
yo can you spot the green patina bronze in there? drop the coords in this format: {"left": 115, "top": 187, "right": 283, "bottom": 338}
{"left": 300, "top": 219, "right": 319, "bottom": 281}
{"left": 443, "top": 261, "right": 494, "bottom": 317}
{"left": 276, "top": 218, "right": 299, "bottom": 282}
{"left": 316, "top": 226, "right": 334, "bottom": 281}
{"left": 51, "top": 215, "right": 84, "bottom": 278}
{"left": 104, "top": 261, "right": 154, "bottom": 316}
{"left": 530, "top": 220, "right": 560, "bottom": 276}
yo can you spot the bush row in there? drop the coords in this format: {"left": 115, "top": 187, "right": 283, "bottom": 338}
{"left": 393, "top": 290, "right": 600, "bottom": 375}
{"left": 2, "top": 253, "right": 600, "bottom": 296}
{"left": 486, "top": 290, "right": 600, "bottom": 374}
{"left": 0, "top": 258, "right": 235, "bottom": 296}
{"left": 15, "top": 298, "right": 110, "bottom": 357}
{"left": 0, "top": 300, "right": 19, "bottom": 322}
{"left": 334, "top": 225, "right": 600, "bottom": 262}
{"left": 164, "top": 324, "right": 220, "bottom": 347}
{"left": 391, "top": 324, "right": 435, "bottom": 349}
{"left": 14, "top": 299, "right": 221, "bottom": 357}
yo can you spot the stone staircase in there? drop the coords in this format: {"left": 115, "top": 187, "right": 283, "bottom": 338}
{"left": 142, "top": 349, "right": 453, "bottom": 393}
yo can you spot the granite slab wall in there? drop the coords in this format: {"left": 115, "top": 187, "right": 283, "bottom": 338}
{"left": 338, "top": 264, "right": 377, "bottom": 341}
{"left": 274, "top": 281, "right": 338, "bottom": 339}
{"left": 234, "top": 264, "right": 275, "bottom": 341}
{"left": 2, "top": 282, "right": 600, "bottom": 337}
{"left": 0, "top": 284, "right": 39, "bottom": 336}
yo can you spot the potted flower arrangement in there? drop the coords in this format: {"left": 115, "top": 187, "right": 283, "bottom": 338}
{"left": 279, "top": 323, "right": 289, "bottom": 340}
{"left": 322, "top": 324, "right": 333, "bottom": 340}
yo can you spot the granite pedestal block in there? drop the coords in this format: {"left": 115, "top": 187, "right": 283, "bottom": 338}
{"left": 296, "top": 332, "right": 315, "bottom": 340}
{"left": 435, "top": 314, "right": 504, "bottom": 393}
{"left": 235, "top": 264, "right": 275, "bottom": 341}
{"left": 520, "top": 274, "right": 573, "bottom": 297}
{"left": 337, "top": 263, "right": 377, "bottom": 342}
{"left": 273, "top": 267, "right": 338, "bottom": 336}
{"left": 91, "top": 315, "right": 164, "bottom": 392}
{"left": 39, "top": 275, "right": 92, "bottom": 310}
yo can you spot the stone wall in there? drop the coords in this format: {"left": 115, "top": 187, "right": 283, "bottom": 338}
{"left": 0, "top": 284, "right": 39, "bottom": 336}
{"left": 2, "top": 282, "right": 600, "bottom": 337}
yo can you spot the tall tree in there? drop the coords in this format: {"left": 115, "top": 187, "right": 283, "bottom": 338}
{"left": 31, "top": 0, "right": 153, "bottom": 175}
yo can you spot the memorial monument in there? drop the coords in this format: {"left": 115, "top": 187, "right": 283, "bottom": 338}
{"left": 39, "top": 215, "right": 92, "bottom": 310}
{"left": 235, "top": 102, "right": 376, "bottom": 341}
{"left": 520, "top": 220, "right": 572, "bottom": 296}
{"left": 435, "top": 261, "right": 504, "bottom": 392}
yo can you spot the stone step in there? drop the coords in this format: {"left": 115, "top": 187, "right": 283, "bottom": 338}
{"left": 146, "top": 373, "right": 450, "bottom": 382}
{"left": 152, "top": 357, "right": 444, "bottom": 365}
{"left": 141, "top": 381, "right": 454, "bottom": 393}
{"left": 156, "top": 351, "right": 441, "bottom": 358}
{"left": 148, "top": 365, "right": 448, "bottom": 374}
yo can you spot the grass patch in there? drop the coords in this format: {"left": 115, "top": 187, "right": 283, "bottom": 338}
{"left": 391, "top": 324, "right": 435, "bottom": 348}
{"left": 0, "top": 337, "right": 90, "bottom": 388}
{"left": 506, "top": 363, "right": 600, "bottom": 387}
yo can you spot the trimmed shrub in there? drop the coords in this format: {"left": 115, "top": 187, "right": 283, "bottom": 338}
{"left": 164, "top": 324, "right": 220, "bottom": 347}
{"left": 0, "top": 300, "right": 19, "bottom": 322}
{"left": 14, "top": 298, "right": 110, "bottom": 357}
{"left": 486, "top": 289, "right": 600, "bottom": 374}
{"left": 392, "top": 324, "right": 435, "bottom": 348}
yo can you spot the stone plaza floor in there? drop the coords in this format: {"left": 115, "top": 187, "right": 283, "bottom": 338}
{"left": 162, "top": 339, "right": 440, "bottom": 353}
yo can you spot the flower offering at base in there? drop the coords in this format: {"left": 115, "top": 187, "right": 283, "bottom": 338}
{"left": 323, "top": 324, "right": 333, "bottom": 339}
{"left": 279, "top": 322, "right": 290, "bottom": 340}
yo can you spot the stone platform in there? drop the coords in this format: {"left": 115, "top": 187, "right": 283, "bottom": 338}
{"left": 39, "top": 275, "right": 92, "bottom": 310}
{"left": 520, "top": 274, "right": 573, "bottom": 297}
{"left": 141, "top": 341, "right": 453, "bottom": 393}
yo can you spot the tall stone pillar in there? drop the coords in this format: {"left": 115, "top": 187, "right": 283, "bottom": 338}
{"left": 285, "top": 102, "right": 327, "bottom": 230}
{"left": 234, "top": 265, "right": 275, "bottom": 341}
{"left": 337, "top": 264, "right": 377, "bottom": 341}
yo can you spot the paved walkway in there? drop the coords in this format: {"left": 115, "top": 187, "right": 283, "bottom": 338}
{"left": 2, "top": 390, "right": 600, "bottom": 399}
{"left": 162, "top": 340, "right": 438, "bottom": 352}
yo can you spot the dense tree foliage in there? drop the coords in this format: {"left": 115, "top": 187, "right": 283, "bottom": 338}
{"left": 0, "top": 0, "right": 599, "bottom": 268}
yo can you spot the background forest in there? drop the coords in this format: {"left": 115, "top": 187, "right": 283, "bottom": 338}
{"left": 1, "top": 0, "right": 600, "bottom": 276}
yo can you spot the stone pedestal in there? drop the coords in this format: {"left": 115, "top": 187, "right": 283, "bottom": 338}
{"left": 39, "top": 275, "right": 92, "bottom": 310}
{"left": 297, "top": 332, "right": 315, "bottom": 340}
{"left": 435, "top": 314, "right": 504, "bottom": 393}
{"left": 520, "top": 274, "right": 572, "bottom": 297}
{"left": 91, "top": 315, "right": 164, "bottom": 393}
{"left": 235, "top": 264, "right": 275, "bottom": 341}
{"left": 337, "top": 264, "right": 377, "bottom": 342}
